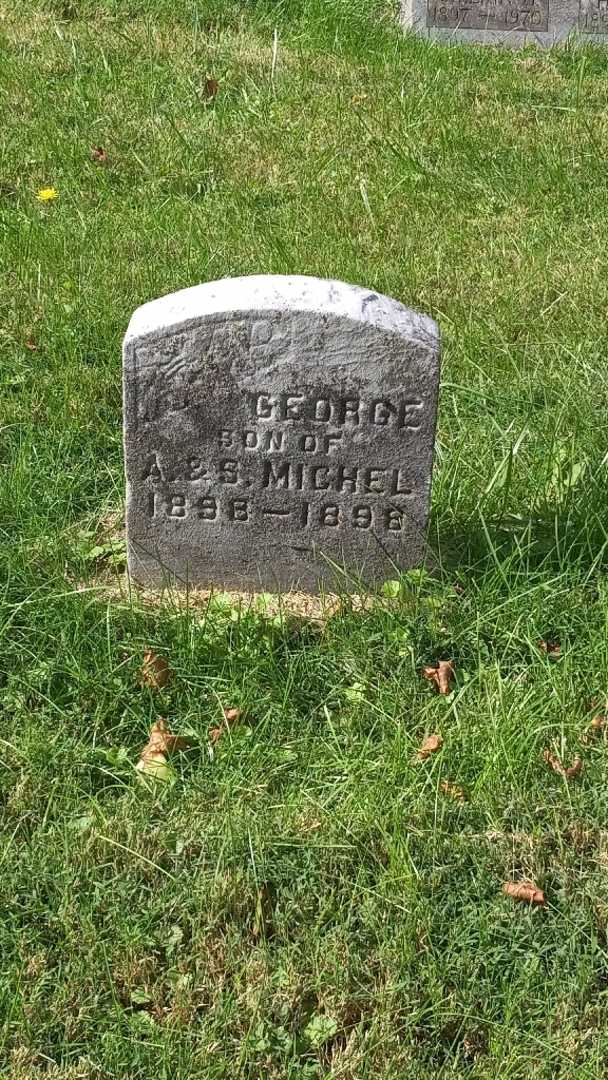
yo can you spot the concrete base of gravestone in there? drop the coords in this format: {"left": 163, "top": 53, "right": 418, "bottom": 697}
{"left": 401, "top": 0, "right": 608, "bottom": 46}
{"left": 123, "top": 275, "right": 440, "bottom": 594}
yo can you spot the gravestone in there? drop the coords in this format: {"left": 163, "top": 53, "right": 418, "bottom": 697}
{"left": 123, "top": 276, "right": 440, "bottom": 592}
{"left": 401, "top": 0, "right": 608, "bottom": 44}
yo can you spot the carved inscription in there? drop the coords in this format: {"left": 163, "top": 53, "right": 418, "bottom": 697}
{"left": 138, "top": 387, "right": 422, "bottom": 538}
{"left": 426, "top": 0, "right": 549, "bottom": 28}
{"left": 247, "top": 392, "right": 424, "bottom": 430}
{"left": 579, "top": 0, "right": 608, "bottom": 31}
{"left": 132, "top": 315, "right": 327, "bottom": 425}
{"left": 142, "top": 450, "right": 413, "bottom": 496}
{"left": 147, "top": 493, "right": 407, "bottom": 533}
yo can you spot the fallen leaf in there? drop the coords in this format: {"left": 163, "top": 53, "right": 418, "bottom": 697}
{"left": 538, "top": 639, "right": 561, "bottom": 659}
{"left": 203, "top": 76, "right": 220, "bottom": 100}
{"left": 209, "top": 705, "right": 243, "bottom": 744}
{"left": 543, "top": 748, "right": 583, "bottom": 780}
{"left": 223, "top": 707, "right": 242, "bottom": 724}
{"left": 136, "top": 718, "right": 189, "bottom": 780}
{"left": 141, "top": 649, "right": 170, "bottom": 690}
{"left": 503, "top": 881, "right": 545, "bottom": 905}
{"left": 90, "top": 145, "right": 108, "bottom": 165}
{"left": 423, "top": 660, "right": 455, "bottom": 695}
{"left": 583, "top": 697, "right": 607, "bottom": 741}
{"left": 140, "top": 718, "right": 188, "bottom": 756}
{"left": 24, "top": 335, "right": 38, "bottom": 351}
{"left": 440, "top": 780, "right": 466, "bottom": 803}
{"left": 584, "top": 714, "right": 606, "bottom": 743}
{"left": 417, "top": 733, "right": 443, "bottom": 759}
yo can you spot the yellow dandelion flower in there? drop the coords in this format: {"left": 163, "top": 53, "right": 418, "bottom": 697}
{"left": 36, "top": 187, "right": 59, "bottom": 202}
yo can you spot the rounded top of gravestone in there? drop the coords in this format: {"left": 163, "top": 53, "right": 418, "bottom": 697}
{"left": 124, "top": 274, "right": 438, "bottom": 349}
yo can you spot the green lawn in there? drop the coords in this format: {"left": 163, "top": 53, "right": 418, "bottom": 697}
{"left": 3, "top": 1, "right": 608, "bottom": 1076}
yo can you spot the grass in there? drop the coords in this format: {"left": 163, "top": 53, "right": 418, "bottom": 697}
{"left": 3, "top": 0, "right": 608, "bottom": 1075}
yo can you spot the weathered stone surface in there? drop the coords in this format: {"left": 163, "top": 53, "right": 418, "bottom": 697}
{"left": 123, "top": 275, "right": 440, "bottom": 592}
{"left": 401, "top": 0, "right": 608, "bottom": 45}
{"left": 578, "top": 0, "right": 608, "bottom": 32}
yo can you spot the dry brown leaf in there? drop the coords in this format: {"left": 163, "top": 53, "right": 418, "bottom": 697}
{"left": 223, "top": 707, "right": 242, "bottom": 724}
{"left": 209, "top": 706, "right": 243, "bottom": 745}
{"left": 142, "top": 718, "right": 188, "bottom": 755}
{"left": 418, "top": 733, "right": 443, "bottom": 760}
{"left": 90, "top": 145, "right": 108, "bottom": 165}
{"left": 543, "top": 748, "right": 583, "bottom": 780}
{"left": 24, "top": 335, "right": 38, "bottom": 351}
{"left": 141, "top": 649, "right": 170, "bottom": 690}
{"left": 583, "top": 717, "right": 604, "bottom": 743}
{"left": 203, "top": 76, "right": 220, "bottom": 100}
{"left": 582, "top": 698, "right": 606, "bottom": 742}
{"left": 538, "top": 639, "right": 561, "bottom": 659}
{"left": 564, "top": 757, "right": 583, "bottom": 778}
{"left": 440, "top": 780, "right": 466, "bottom": 803}
{"left": 423, "top": 660, "right": 455, "bottom": 695}
{"left": 503, "top": 881, "right": 545, "bottom": 905}
{"left": 136, "top": 718, "right": 189, "bottom": 780}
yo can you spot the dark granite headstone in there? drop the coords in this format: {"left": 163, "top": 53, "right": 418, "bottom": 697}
{"left": 123, "top": 276, "right": 440, "bottom": 592}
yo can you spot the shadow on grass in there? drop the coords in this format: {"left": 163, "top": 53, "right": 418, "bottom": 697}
{"left": 430, "top": 476, "right": 608, "bottom": 582}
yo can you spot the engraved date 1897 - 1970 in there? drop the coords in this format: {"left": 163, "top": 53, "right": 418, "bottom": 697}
{"left": 426, "top": 0, "right": 549, "bottom": 28}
